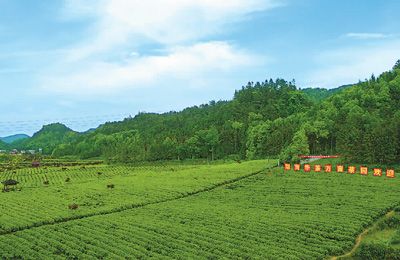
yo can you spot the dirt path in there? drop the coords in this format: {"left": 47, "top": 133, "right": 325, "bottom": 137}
{"left": 0, "top": 165, "right": 275, "bottom": 236}
{"left": 330, "top": 210, "right": 395, "bottom": 259}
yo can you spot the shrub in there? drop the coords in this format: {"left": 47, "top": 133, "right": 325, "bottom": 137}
{"left": 356, "top": 243, "right": 390, "bottom": 259}
{"left": 68, "top": 203, "right": 79, "bottom": 210}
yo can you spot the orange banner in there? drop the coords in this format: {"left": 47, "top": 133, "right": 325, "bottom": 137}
{"left": 324, "top": 164, "right": 332, "bottom": 173}
{"left": 360, "top": 166, "right": 368, "bottom": 176}
{"left": 284, "top": 163, "right": 291, "bottom": 171}
{"left": 386, "top": 169, "right": 395, "bottom": 178}
{"left": 348, "top": 166, "right": 356, "bottom": 174}
{"left": 373, "top": 168, "right": 382, "bottom": 177}
{"left": 281, "top": 162, "right": 395, "bottom": 179}
{"left": 336, "top": 165, "right": 344, "bottom": 173}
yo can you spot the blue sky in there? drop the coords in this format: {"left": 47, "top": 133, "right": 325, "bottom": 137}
{"left": 1, "top": 0, "right": 400, "bottom": 136}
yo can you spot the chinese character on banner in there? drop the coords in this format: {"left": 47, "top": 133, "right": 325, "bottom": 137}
{"left": 304, "top": 164, "right": 311, "bottom": 172}
{"left": 373, "top": 168, "right": 382, "bottom": 177}
{"left": 336, "top": 165, "right": 344, "bottom": 173}
{"left": 386, "top": 169, "right": 395, "bottom": 178}
{"left": 324, "top": 164, "right": 332, "bottom": 173}
{"left": 360, "top": 166, "right": 368, "bottom": 176}
{"left": 294, "top": 164, "right": 301, "bottom": 171}
{"left": 348, "top": 166, "right": 356, "bottom": 174}
{"left": 314, "top": 164, "right": 321, "bottom": 172}
{"left": 284, "top": 163, "right": 291, "bottom": 171}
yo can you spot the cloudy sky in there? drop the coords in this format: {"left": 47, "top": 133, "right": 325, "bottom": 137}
{"left": 1, "top": 0, "right": 400, "bottom": 136}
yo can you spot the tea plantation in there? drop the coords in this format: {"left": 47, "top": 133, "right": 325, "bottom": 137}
{"left": 0, "top": 160, "right": 399, "bottom": 259}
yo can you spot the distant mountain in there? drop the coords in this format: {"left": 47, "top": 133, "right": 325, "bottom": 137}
{"left": 0, "top": 134, "right": 30, "bottom": 144}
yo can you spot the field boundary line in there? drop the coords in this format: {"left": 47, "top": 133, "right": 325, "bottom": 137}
{"left": 0, "top": 164, "right": 276, "bottom": 236}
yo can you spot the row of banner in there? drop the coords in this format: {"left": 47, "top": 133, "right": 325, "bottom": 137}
{"left": 283, "top": 163, "right": 395, "bottom": 178}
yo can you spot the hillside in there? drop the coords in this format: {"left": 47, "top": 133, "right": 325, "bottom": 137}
{"left": 12, "top": 123, "right": 78, "bottom": 154}
{"left": 14, "top": 60, "right": 400, "bottom": 164}
{"left": 51, "top": 78, "right": 313, "bottom": 161}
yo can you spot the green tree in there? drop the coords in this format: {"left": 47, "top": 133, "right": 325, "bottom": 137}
{"left": 231, "top": 121, "right": 244, "bottom": 154}
{"left": 279, "top": 128, "right": 310, "bottom": 163}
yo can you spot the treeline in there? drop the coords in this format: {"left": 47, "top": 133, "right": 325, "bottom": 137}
{"left": 15, "top": 60, "right": 400, "bottom": 164}
{"left": 51, "top": 78, "right": 313, "bottom": 162}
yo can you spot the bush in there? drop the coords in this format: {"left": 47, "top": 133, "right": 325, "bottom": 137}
{"left": 68, "top": 203, "right": 78, "bottom": 210}
{"left": 390, "top": 229, "right": 400, "bottom": 245}
{"left": 356, "top": 242, "right": 400, "bottom": 260}
{"left": 378, "top": 214, "right": 400, "bottom": 230}
{"left": 356, "top": 243, "right": 387, "bottom": 259}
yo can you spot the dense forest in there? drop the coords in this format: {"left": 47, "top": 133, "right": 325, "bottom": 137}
{"left": 8, "top": 60, "right": 400, "bottom": 164}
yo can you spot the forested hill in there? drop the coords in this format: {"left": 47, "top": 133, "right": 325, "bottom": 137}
{"left": 51, "top": 78, "right": 314, "bottom": 161}
{"left": 12, "top": 123, "right": 78, "bottom": 154}
{"left": 13, "top": 60, "right": 400, "bottom": 164}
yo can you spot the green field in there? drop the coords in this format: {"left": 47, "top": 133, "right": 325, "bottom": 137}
{"left": 0, "top": 160, "right": 399, "bottom": 259}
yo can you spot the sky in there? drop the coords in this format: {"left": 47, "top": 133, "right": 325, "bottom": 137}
{"left": 1, "top": 0, "right": 400, "bottom": 136}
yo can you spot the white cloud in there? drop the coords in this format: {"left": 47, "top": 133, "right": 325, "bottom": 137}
{"left": 63, "top": 0, "right": 281, "bottom": 60}
{"left": 41, "top": 41, "right": 257, "bottom": 95}
{"left": 344, "top": 33, "right": 391, "bottom": 40}
{"left": 39, "top": 0, "right": 279, "bottom": 96}
{"left": 304, "top": 40, "right": 400, "bottom": 88}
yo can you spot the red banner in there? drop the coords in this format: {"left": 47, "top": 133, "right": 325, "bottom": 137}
{"left": 386, "top": 169, "right": 395, "bottom": 178}
{"left": 373, "top": 168, "right": 382, "bottom": 177}
{"left": 336, "top": 165, "right": 344, "bottom": 173}
{"left": 281, "top": 163, "right": 396, "bottom": 179}
{"left": 324, "top": 164, "right": 332, "bottom": 173}
{"left": 348, "top": 166, "right": 356, "bottom": 174}
{"left": 360, "top": 166, "right": 368, "bottom": 176}
{"left": 284, "top": 163, "right": 291, "bottom": 171}
{"left": 299, "top": 155, "right": 340, "bottom": 159}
